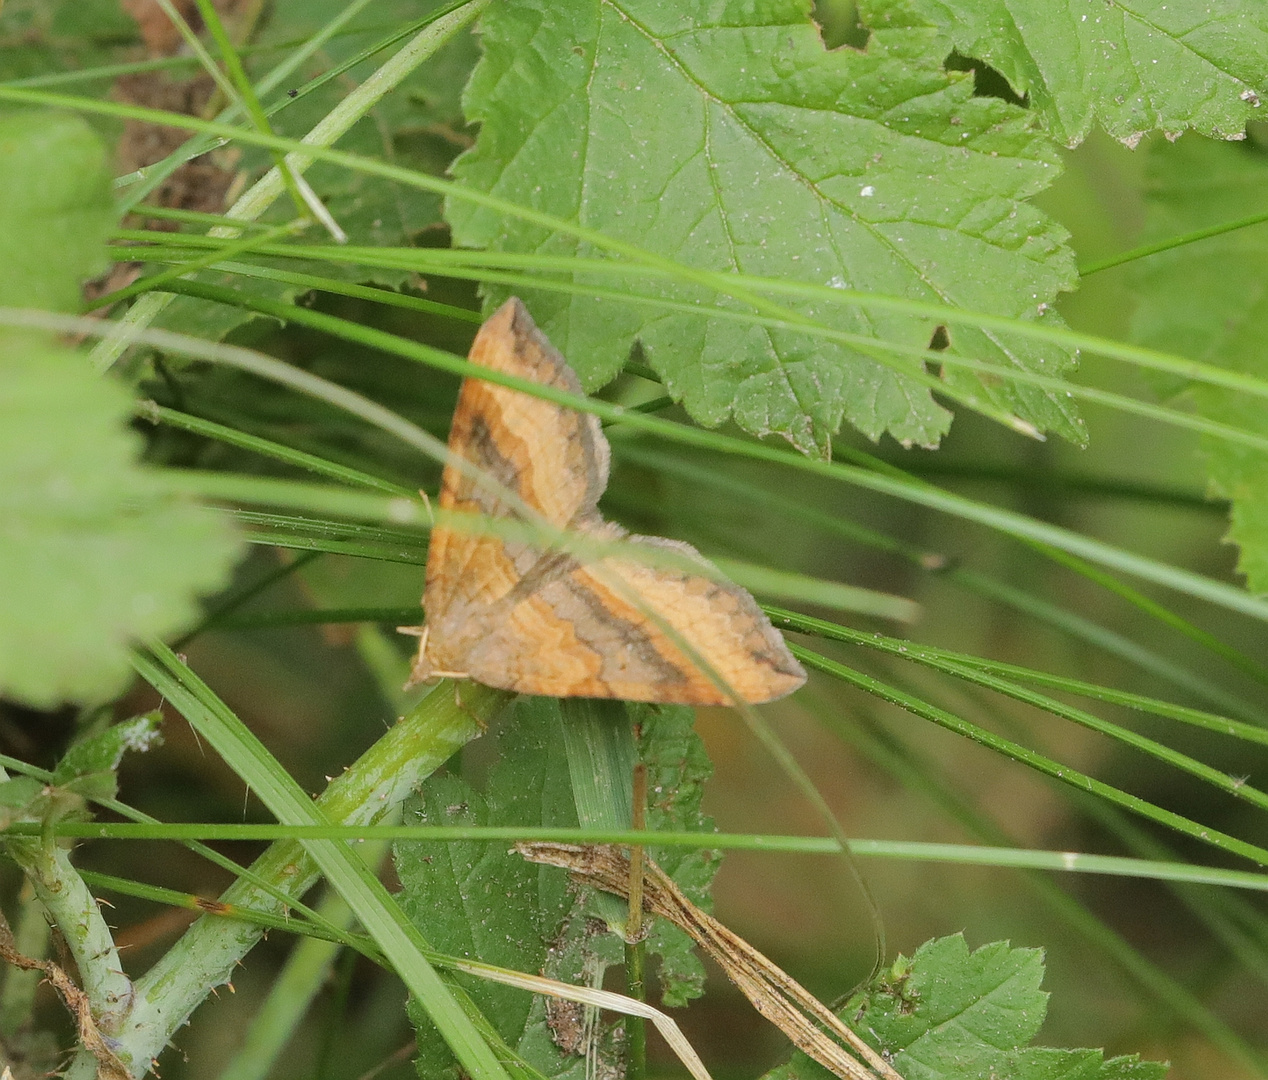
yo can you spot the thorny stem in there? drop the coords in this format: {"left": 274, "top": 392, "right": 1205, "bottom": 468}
{"left": 0, "top": 769, "right": 134, "bottom": 1036}
{"left": 63, "top": 681, "right": 511, "bottom": 1080}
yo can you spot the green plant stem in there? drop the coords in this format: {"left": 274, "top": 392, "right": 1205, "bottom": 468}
{"left": 624, "top": 939, "right": 647, "bottom": 1080}
{"left": 132, "top": 646, "right": 512, "bottom": 1080}
{"left": 61, "top": 679, "right": 512, "bottom": 1080}
{"left": 85, "top": 0, "right": 490, "bottom": 373}
{"left": 219, "top": 563, "right": 407, "bottom": 1080}
{"left": 0, "top": 800, "right": 133, "bottom": 1036}
{"left": 15, "top": 821, "right": 1268, "bottom": 892}
{"left": 1079, "top": 207, "right": 1268, "bottom": 275}
{"left": 217, "top": 869, "right": 376, "bottom": 1080}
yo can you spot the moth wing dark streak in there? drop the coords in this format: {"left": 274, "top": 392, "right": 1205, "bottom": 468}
{"left": 504, "top": 298, "right": 611, "bottom": 511}
{"left": 558, "top": 564, "right": 695, "bottom": 692}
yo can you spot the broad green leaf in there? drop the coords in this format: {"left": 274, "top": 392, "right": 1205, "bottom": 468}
{"left": 852, "top": 935, "right": 1048, "bottom": 1067}
{"left": 448, "top": 0, "right": 1083, "bottom": 456}
{"left": 395, "top": 700, "right": 587, "bottom": 1079}
{"left": 0, "top": 337, "right": 242, "bottom": 708}
{"left": 763, "top": 935, "right": 1167, "bottom": 1080}
{"left": 0, "top": 109, "right": 113, "bottom": 311}
{"left": 1128, "top": 134, "right": 1268, "bottom": 591}
{"left": 860, "top": 0, "right": 1268, "bottom": 148}
{"left": 396, "top": 697, "right": 725, "bottom": 1073}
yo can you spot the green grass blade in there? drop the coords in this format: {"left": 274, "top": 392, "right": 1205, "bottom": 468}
{"left": 1077, "top": 799, "right": 1268, "bottom": 991}
{"left": 133, "top": 644, "right": 513, "bottom": 1080}
{"left": 1028, "top": 542, "right": 1268, "bottom": 687}
{"left": 826, "top": 705, "right": 1268, "bottom": 1077}
{"left": 1080, "top": 207, "right": 1268, "bottom": 275}
{"left": 614, "top": 440, "right": 1268, "bottom": 721}
{"left": 771, "top": 608, "right": 1268, "bottom": 788}
{"left": 12, "top": 818, "right": 1268, "bottom": 894}
{"left": 951, "top": 568, "right": 1268, "bottom": 724}
{"left": 140, "top": 402, "right": 412, "bottom": 494}
{"left": 108, "top": 229, "right": 1268, "bottom": 452}
{"left": 790, "top": 643, "right": 1268, "bottom": 868}
{"left": 107, "top": 248, "right": 485, "bottom": 323}
{"left": 766, "top": 606, "right": 1268, "bottom": 747}
{"left": 111, "top": 0, "right": 381, "bottom": 209}
{"left": 90, "top": 221, "right": 310, "bottom": 313}
{"left": 114, "top": 279, "right": 1268, "bottom": 625}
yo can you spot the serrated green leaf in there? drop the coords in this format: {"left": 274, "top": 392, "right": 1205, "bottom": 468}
{"left": 394, "top": 700, "right": 586, "bottom": 1079}
{"left": 1128, "top": 135, "right": 1268, "bottom": 592}
{"left": 0, "top": 109, "right": 114, "bottom": 311}
{"left": 856, "top": 935, "right": 1048, "bottom": 1068}
{"left": 997, "top": 1048, "right": 1170, "bottom": 1080}
{"left": 0, "top": 337, "right": 242, "bottom": 708}
{"left": 53, "top": 711, "right": 163, "bottom": 783}
{"left": 763, "top": 934, "right": 1167, "bottom": 1080}
{"left": 447, "top": 0, "right": 1082, "bottom": 455}
{"left": 861, "top": 0, "right": 1268, "bottom": 148}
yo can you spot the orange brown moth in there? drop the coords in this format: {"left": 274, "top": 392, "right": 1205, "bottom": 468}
{"left": 405, "top": 298, "right": 806, "bottom": 705}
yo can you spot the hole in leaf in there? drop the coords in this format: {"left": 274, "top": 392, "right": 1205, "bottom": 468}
{"left": 925, "top": 325, "right": 949, "bottom": 377}
{"left": 944, "top": 53, "right": 1027, "bottom": 106}
{"left": 813, "top": 0, "right": 869, "bottom": 50}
